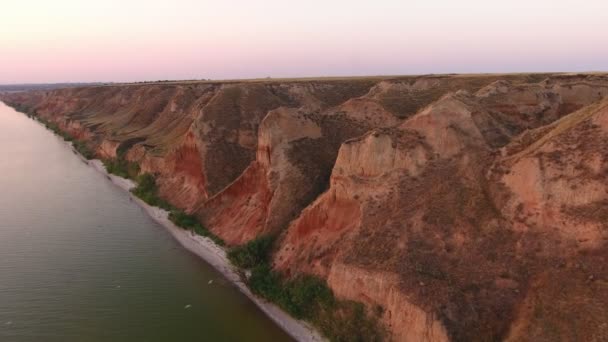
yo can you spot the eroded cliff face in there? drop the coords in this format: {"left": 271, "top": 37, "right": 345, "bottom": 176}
{"left": 271, "top": 76, "right": 608, "bottom": 341}
{"left": 2, "top": 73, "right": 607, "bottom": 341}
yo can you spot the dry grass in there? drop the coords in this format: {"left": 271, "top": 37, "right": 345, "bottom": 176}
{"left": 505, "top": 100, "right": 608, "bottom": 161}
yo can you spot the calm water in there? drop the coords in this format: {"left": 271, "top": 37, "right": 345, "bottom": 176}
{"left": 0, "top": 102, "right": 292, "bottom": 342}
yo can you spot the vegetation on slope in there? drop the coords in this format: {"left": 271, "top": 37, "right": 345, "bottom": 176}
{"left": 168, "top": 209, "right": 225, "bottom": 246}
{"left": 27, "top": 113, "right": 95, "bottom": 159}
{"left": 131, "top": 173, "right": 173, "bottom": 210}
{"left": 127, "top": 172, "right": 226, "bottom": 245}
{"left": 102, "top": 138, "right": 146, "bottom": 179}
{"left": 228, "top": 235, "right": 276, "bottom": 269}
{"left": 71, "top": 140, "right": 95, "bottom": 160}
{"left": 229, "top": 236, "right": 386, "bottom": 342}
{"left": 103, "top": 158, "right": 140, "bottom": 179}
{"left": 12, "top": 103, "right": 35, "bottom": 115}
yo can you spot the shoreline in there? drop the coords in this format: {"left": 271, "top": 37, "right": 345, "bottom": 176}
{"left": 9, "top": 103, "right": 324, "bottom": 341}
{"left": 86, "top": 159, "right": 325, "bottom": 342}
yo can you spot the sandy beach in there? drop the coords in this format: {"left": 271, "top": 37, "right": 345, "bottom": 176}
{"left": 87, "top": 159, "right": 325, "bottom": 342}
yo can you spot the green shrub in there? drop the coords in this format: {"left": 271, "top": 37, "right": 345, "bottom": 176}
{"left": 103, "top": 158, "right": 140, "bottom": 179}
{"left": 168, "top": 210, "right": 225, "bottom": 246}
{"left": 248, "top": 263, "right": 284, "bottom": 300}
{"left": 169, "top": 210, "right": 199, "bottom": 228}
{"left": 131, "top": 173, "right": 173, "bottom": 210}
{"left": 104, "top": 161, "right": 225, "bottom": 245}
{"left": 228, "top": 235, "right": 275, "bottom": 269}
{"left": 229, "top": 235, "right": 333, "bottom": 318}
{"left": 10, "top": 103, "right": 33, "bottom": 115}
{"left": 72, "top": 140, "right": 94, "bottom": 159}
{"left": 248, "top": 266, "right": 334, "bottom": 319}
{"left": 282, "top": 275, "right": 334, "bottom": 319}
{"left": 193, "top": 224, "right": 226, "bottom": 246}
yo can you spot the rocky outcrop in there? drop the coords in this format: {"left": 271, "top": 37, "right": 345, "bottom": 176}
{"left": 2, "top": 73, "right": 608, "bottom": 341}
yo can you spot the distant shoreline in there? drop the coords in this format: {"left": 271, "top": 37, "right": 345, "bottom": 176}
{"left": 6, "top": 71, "right": 607, "bottom": 90}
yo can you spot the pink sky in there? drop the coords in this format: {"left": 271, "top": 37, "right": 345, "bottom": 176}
{"left": 2, "top": 0, "right": 608, "bottom": 83}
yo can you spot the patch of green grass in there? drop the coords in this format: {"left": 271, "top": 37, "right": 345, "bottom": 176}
{"left": 131, "top": 173, "right": 173, "bottom": 211}
{"left": 247, "top": 263, "right": 334, "bottom": 319}
{"left": 102, "top": 138, "right": 142, "bottom": 179}
{"left": 72, "top": 140, "right": 95, "bottom": 159}
{"left": 228, "top": 235, "right": 275, "bottom": 269}
{"left": 103, "top": 158, "right": 140, "bottom": 179}
{"left": 169, "top": 210, "right": 225, "bottom": 246}
{"left": 169, "top": 209, "right": 199, "bottom": 227}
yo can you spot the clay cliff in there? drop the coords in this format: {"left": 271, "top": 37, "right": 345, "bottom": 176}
{"left": 2, "top": 73, "right": 607, "bottom": 341}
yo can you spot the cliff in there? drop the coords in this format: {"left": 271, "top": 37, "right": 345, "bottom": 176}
{"left": 3, "top": 73, "right": 607, "bottom": 341}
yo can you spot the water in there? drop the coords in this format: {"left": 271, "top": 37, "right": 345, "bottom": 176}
{"left": 0, "top": 102, "right": 292, "bottom": 342}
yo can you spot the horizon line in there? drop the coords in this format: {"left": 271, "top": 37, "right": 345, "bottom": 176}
{"left": 3, "top": 70, "right": 608, "bottom": 87}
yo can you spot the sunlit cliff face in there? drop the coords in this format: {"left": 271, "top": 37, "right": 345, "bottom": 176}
{"left": 2, "top": 0, "right": 608, "bottom": 83}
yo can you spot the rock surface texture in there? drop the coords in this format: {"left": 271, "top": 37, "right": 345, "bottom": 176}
{"left": 3, "top": 73, "right": 608, "bottom": 341}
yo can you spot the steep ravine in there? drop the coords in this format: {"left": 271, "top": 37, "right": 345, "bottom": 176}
{"left": 2, "top": 73, "right": 608, "bottom": 341}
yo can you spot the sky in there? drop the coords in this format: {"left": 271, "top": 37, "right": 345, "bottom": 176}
{"left": 1, "top": 0, "right": 608, "bottom": 83}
